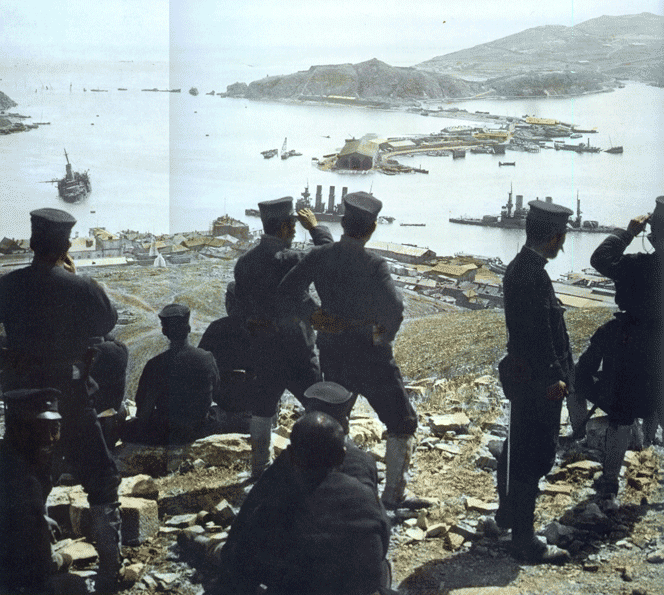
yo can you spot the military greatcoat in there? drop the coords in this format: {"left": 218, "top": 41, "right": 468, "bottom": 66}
{"left": 233, "top": 226, "right": 333, "bottom": 417}
{"left": 277, "top": 234, "right": 416, "bottom": 435}
{"left": 499, "top": 246, "right": 574, "bottom": 484}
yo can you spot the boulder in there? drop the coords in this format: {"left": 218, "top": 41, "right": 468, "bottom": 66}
{"left": 349, "top": 417, "right": 384, "bottom": 445}
{"left": 120, "top": 496, "right": 159, "bottom": 546}
{"left": 429, "top": 412, "right": 471, "bottom": 436}
{"left": 119, "top": 475, "right": 159, "bottom": 500}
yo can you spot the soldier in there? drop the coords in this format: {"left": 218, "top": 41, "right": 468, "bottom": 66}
{"left": 212, "top": 412, "right": 393, "bottom": 595}
{"left": 233, "top": 199, "right": 333, "bottom": 479}
{"left": 0, "top": 208, "right": 122, "bottom": 591}
{"left": 0, "top": 388, "right": 72, "bottom": 594}
{"left": 495, "top": 200, "right": 573, "bottom": 563}
{"left": 588, "top": 197, "right": 664, "bottom": 508}
{"left": 277, "top": 192, "right": 422, "bottom": 510}
{"left": 122, "top": 304, "right": 223, "bottom": 445}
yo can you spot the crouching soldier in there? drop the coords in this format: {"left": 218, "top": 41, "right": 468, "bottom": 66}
{"left": 0, "top": 389, "right": 72, "bottom": 594}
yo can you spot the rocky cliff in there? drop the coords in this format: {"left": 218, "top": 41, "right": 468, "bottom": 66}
{"left": 0, "top": 91, "right": 18, "bottom": 111}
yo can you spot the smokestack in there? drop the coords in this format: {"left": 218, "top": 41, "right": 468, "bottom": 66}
{"left": 516, "top": 195, "right": 523, "bottom": 210}
{"left": 545, "top": 196, "right": 552, "bottom": 203}
{"left": 315, "top": 185, "right": 323, "bottom": 211}
{"left": 328, "top": 186, "right": 335, "bottom": 213}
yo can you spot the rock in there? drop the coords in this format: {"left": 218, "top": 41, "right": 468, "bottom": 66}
{"left": 119, "top": 475, "right": 159, "bottom": 500}
{"left": 464, "top": 497, "right": 498, "bottom": 514}
{"left": 404, "top": 527, "right": 426, "bottom": 542}
{"left": 586, "top": 416, "right": 609, "bottom": 451}
{"left": 486, "top": 439, "right": 503, "bottom": 459}
{"left": 646, "top": 549, "right": 664, "bottom": 563}
{"left": 273, "top": 433, "right": 290, "bottom": 456}
{"left": 274, "top": 425, "right": 290, "bottom": 439}
{"left": 429, "top": 412, "right": 471, "bottom": 436}
{"left": 349, "top": 418, "right": 384, "bottom": 445}
{"left": 54, "top": 539, "right": 98, "bottom": 565}
{"left": 188, "top": 433, "right": 252, "bottom": 467}
{"left": 447, "top": 588, "right": 522, "bottom": 595}
{"left": 122, "top": 562, "right": 144, "bottom": 583}
{"left": 565, "top": 460, "right": 603, "bottom": 478}
{"left": 416, "top": 510, "right": 428, "bottom": 530}
{"left": 69, "top": 492, "right": 93, "bottom": 539}
{"left": 435, "top": 442, "right": 461, "bottom": 456}
{"left": 475, "top": 453, "right": 498, "bottom": 471}
{"left": 115, "top": 442, "right": 188, "bottom": 476}
{"left": 447, "top": 532, "right": 465, "bottom": 550}
{"left": 583, "top": 563, "right": 600, "bottom": 572}
{"left": 47, "top": 485, "right": 85, "bottom": 535}
{"left": 425, "top": 523, "right": 448, "bottom": 538}
{"left": 450, "top": 521, "right": 479, "bottom": 541}
{"left": 211, "top": 499, "right": 236, "bottom": 527}
{"left": 165, "top": 513, "right": 199, "bottom": 528}
{"left": 368, "top": 442, "right": 386, "bottom": 463}
{"left": 541, "top": 521, "right": 576, "bottom": 547}
{"left": 120, "top": 496, "right": 159, "bottom": 545}
{"left": 541, "top": 483, "right": 573, "bottom": 496}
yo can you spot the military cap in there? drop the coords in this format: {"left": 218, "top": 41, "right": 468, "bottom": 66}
{"left": 650, "top": 196, "right": 664, "bottom": 238}
{"left": 158, "top": 303, "right": 191, "bottom": 321}
{"left": 527, "top": 200, "right": 573, "bottom": 233}
{"left": 3, "top": 388, "right": 62, "bottom": 421}
{"left": 30, "top": 208, "right": 76, "bottom": 239}
{"left": 304, "top": 381, "right": 352, "bottom": 404}
{"left": 343, "top": 192, "right": 382, "bottom": 222}
{"left": 258, "top": 197, "right": 296, "bottom": 226}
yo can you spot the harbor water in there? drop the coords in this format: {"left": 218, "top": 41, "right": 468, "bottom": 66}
{"left": 1, "top": 57, "right": 663, "bottom": 281}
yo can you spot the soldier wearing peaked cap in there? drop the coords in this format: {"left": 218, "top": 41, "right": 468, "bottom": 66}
{"left": 0, "top": 208, "right": 123, "bottom": 590}
{"left": 1, "top": 388, "right": 73, "bottom": 594}
{"left": 277, "top": 191, "right": 424, "bottom": 511}
{"left": 233, "top": 196, "right": 333, "bottom": 479}
{"left": 122, "top": 303, "right": 224, "bottom": 445}
{"left": 585, "top": 196, "right": 664, "bottom": 509}
{"left": 495, "top": 199, "right": 574, "bottom": 563}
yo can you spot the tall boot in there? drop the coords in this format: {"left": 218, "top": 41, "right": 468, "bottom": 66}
{"left": 249, "top": 415, "right": 272, "bottom": 480}
{"left": 597, "top": 422, "right": 630, "bottom": 510}
{"left": 90, "top": 502, "right": 122, "bottom": 593}
{"left": 381, "top": 434, "right": 430, "bottom": 510}
{"left": 494, "top": 439, "right": 512, "bottom": 529}
{"left": 510, "top": 480, "right": 569, "bottom": 563}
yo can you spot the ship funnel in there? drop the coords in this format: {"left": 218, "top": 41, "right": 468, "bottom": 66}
{"left": 315, "top": 185, "right": 323, "bottom": 211}
{"left": 328, "top": 186, "right": 335, "bottom": 213}
{"left": 545, "top": 196, "right": 553, "bottom": 203}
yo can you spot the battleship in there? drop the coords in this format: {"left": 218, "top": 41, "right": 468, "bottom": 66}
{"left": 449, "top": 186, "right": 616, "bottom": 233}
{"left": 245, "top": 184, "right": 394, "bottom": 224}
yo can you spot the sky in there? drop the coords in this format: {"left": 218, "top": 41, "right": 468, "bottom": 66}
{"left": 2, "top": 1, "right": 663, "bottom": 68}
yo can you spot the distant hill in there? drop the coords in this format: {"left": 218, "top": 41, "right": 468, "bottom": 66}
{"left": 227, "top": 58, "right": 487, "bottom": 103}
{"left": 227, "top": 13, "right": 664, "bottom": 102}
{"left": 418, "top": 12, "right": 664, "bottom": 85}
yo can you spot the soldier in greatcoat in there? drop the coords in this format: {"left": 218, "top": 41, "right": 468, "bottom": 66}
{"left": 233, "top": 199, "right": 333, "bottom": 478}
{"left": 0, "top": 388, "right": 72, "bottom": 594}
{"left": 587, "top": 196, "right": 664, "bottom": 508}
{"left": 0, "top": 208, "right": 122, "bottom": 591}
{"left": 212, "top": 412, "right": 394, "bottom": 595}
{"left": 277, "top": 192, "right": 423, "bottom": 510}
{"left": 495, "top": 200, "right": 573, "bottom": 562}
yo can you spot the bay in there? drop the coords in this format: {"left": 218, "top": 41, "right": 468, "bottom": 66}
{"left": 1, "top": 58, "right": 663, "bottom": 281}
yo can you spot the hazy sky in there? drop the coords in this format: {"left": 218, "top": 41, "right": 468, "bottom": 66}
{"left": 2, "top": 0, "right": 663, "bottom": 66}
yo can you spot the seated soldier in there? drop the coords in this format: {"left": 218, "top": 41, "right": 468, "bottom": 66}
{"left": 0, "top": 388, "right": 72, "bottom": 594}
{"left": 122, "top": 304, "right": 223, "bottom": 445}
{"left": 198, "top": 282, "right": 253, "bottom": 434}
{"left": 213, "top": 412, "right": 394, "bottom": 595}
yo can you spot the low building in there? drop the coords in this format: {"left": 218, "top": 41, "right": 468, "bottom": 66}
{"left": 335, "top": 138, "right": 379, "bottom": 170}
{"left": 366, "top": 241, "right": 436, "bottom": 265}
{"left": 212, "top": 216, "right": 249, "bottom": 240}
{"left": 90, "top": 228, "right": 122, "bottom": 257}
{"left": 430, "top": 262, "right": 478, "bottom": 283}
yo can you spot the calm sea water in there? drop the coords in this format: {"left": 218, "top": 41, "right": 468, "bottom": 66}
{"left": 1, "top": 58, "right": 663, "bottom": 281}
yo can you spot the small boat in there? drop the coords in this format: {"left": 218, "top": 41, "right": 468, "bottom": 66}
{"left": 280, "top": 137, "right": 302, "bottom": 160}
{"left": 90, "top": 89, "right": 108, "bottom": 92}
{"left": 499, "top": 161, "right": 515, "bottom": 166}
{"left": 117, "top": 88, "right": 127, "bottom": 91}
{"left": 189, "top": 87, "right": 199, "bottom": 96}
{"left": 605, "top": 146, "right": 623, "bottom": 154}
{"left": 452, "top": 149, "right": 466, "bottom": 159}
{"left": 400, "top": 223, "right": 426, "bottom": 227}
{"left": 570, "top": 133, "right": 583, "bottom": 139}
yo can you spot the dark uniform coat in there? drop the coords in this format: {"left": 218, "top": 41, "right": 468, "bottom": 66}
{"left": 499, "top": 246, "right": 574, "bottom": 484}
{"left": 215, "top": 451, "right": 390, "bottom": 595}
{"left": 0, "top": 442, "right": 54, "bottom": 594}
{"left": 278, "top": 235, "right": 416, "bottom": 435}
{"left": 131, "top": 343, "right": 221, "bottom": 445}
{"left": 233, "top": 226, "right": 333, "bottom": 417}
{"left": 0, "top": 262, "right": 120, "bottom": 505}
{"left": 589, "top": 229, "right": 664, "bottom": 420}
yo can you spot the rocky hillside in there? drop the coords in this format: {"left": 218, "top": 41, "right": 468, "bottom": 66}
{"left": 0, "top": 90, "right": 17, "bottom": 111}
{"left": 227, "top": 58, "right": 486, "bottom": 102}
{"left": 418, "top": 12, "right": 664, "bottom": 85}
